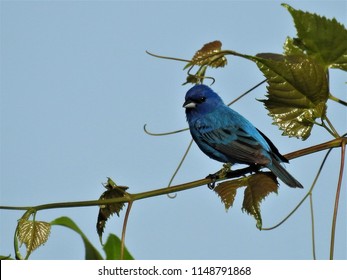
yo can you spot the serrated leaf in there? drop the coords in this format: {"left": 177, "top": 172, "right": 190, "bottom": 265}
{"left": 214, "top": 178, "right": 246, "bottom": 211}
{"left": 184, "top": 40, "right": 227, "bottom": 69}
{"left": 103, "top": 233, "right": 134, "bottom": 260}
{"left": 97, "top": 179, "right": 129, "bottom": 241}
{"left": 242, "top": 172, "right": 278, "bottom": 229}
{"left": 283, "top": 3, "right": 347, "bottom": 70}
{"left": 283, "top": 37, "right": 305, "bottom": 56}
{"left": 17, "top": 219, "right": 51, "bottom": 254}
{"left": 255, "top": 54, "right": 329, "bottom": 140}
{"left": 51, "top": 216, "right": 103, "bottom": 260}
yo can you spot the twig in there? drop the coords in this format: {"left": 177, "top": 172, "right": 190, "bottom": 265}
{"left": 1, "top": 137, "right": 345, "bottom": 212}
{"left": 121, "top": 201, "right": 133, "bottom": 260}
{"left": 330, "top": 138, "right": 346, "bottom": 259}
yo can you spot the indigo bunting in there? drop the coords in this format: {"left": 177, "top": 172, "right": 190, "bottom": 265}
{"left": 183, "top": 84, "right": 303, "bottom": 188}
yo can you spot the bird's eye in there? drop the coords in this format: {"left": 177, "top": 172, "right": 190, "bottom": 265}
{"left": 199, "top": 97, "right": 206, "bottom": 103}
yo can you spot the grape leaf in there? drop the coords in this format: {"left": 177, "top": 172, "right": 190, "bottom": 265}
{"left": 51, "top": 216, "right": 103, "bottom": 260}
{"left": 242, "top": 172, "right": 279, "bottom": 229}
{"left": 96, "top": 178, "right": 129, "bottom": 242}
{"left": 0, "top": 255, "right": 13, "bottom": 260}
{"left": 255, "top": 53, "right": 329, "bottom": 140}
{"left": 103, "top": 233, "right": 134, "bottom": 260}
{"left": 17, "top": 219, "right": 51, "bottom": 255}
{"left": 283, "top": 3, "right": 347, "bottom": 70}
{"left": 283, "top": 37, "right": 305, "bottom": 56}
{"left": 214, "top": 178, "right": 246, "bottom": 211}
{"left": 184, "top": 40, "right": 227, "bottom": 69}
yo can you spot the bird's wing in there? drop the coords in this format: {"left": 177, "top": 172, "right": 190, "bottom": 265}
{"left": 256, "top": 128, "right": 289, "bottom": 163}
{"left": 194, "top": 121, "right": 271, "bottom": 165}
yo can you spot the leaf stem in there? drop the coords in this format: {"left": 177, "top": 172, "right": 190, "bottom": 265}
{"left": 324, "top": 116, "right": 340, "bottom": 138}
{"left": 329, "top": 93, "right": 347, "bottom": 106}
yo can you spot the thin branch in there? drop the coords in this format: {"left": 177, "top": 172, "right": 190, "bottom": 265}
{"left": 1, "top": 137, "right": 346, "bottom": 213}
{"left": 167, "top": 139, "right": 194, "bottom": 198}
{"left": 262, "top": 144, "right": 335, "bottom": 231}
{"left": 324, "top": 116, "right": 340, "bottom": 138}
{"left": 143, "top": 124, "right": 188, "bottom": 136}
{"left": 330, "top": 138, "right": 346, "bottom": 259}
{"left": 121, "top": 201, "right": 133, "bottom": 260}
{"left": 284, "top": 137, "right": 346, "bottom": 160}
{"left": 309, "top": 193, "right": 316, "bottom": 260}
{"left": 329, "top": 93, "right": 347, "bottom": 106}
{"left": 227, "top": 79, "right": 267, "bottom": 106}
{"left": 145, "top": 50, "right": 191, "bottom": 63}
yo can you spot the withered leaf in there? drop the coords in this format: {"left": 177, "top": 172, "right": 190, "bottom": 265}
{"left": 97, "top": 178, "right": 129, "bottom": 241}
{"left": 242, "top": 172, "right": 279, "bottom": 229}
{"left": 184, "top": 40, "right": 227, "bottom": 69}
{"left": 214, "top": 178, "right": 246, "bottom": 211}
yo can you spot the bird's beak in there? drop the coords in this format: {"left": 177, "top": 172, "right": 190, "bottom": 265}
{"left": 183, "top": 100, "right": 196, "bottom": 108}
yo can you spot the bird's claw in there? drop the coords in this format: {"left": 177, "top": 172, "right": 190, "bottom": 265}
{"left": 206, "top": 164, "right": 232, "bottom": 189}
{"left": 206, "top": 173, "right": 219, "bottom": 189}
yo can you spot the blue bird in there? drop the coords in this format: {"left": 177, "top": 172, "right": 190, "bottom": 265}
{"left": 183, "top": 84, "right": 303, "bottom": 188}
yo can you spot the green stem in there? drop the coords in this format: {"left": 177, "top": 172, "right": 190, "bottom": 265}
{"left": 330, "top": 140, "right": 346, "bottom": 260}
{"left": 121, "top": 201, "right": 133, "bottom": 260}
{"left": 329, "top": 93, "right": 347, "bottom": 106}
{"left": 262, "top": 146, "right": 333, "bottom": 231}
{"left": 309, "top": 193, "right": 316, "bottom": 260}
{"left": 324, "top": 116, "right": 340, "bottom": 138}
{"left": 1, "top": 177, "right": 212, "bottom": 212}
{"left": 285, "top": 137, "right": 346, "bottom": 160}
{"left": 227, "top": 79, "right": 267, "bottom": 107}
{"left": 145, "top": 50, "right": 191, "bottom": 63}
{"left": 143, "top": 124, "right": 189, "bottom": 136}
{"left": 1, "top": 138, "right": 346, "bottom": 214}
{"left": 167, "top": 139, "right": 194, "bottom": 197}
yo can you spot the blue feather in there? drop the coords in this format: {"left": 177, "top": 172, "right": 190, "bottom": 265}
{"left": 183, "top": 84, "right": 303, "bottom": 188}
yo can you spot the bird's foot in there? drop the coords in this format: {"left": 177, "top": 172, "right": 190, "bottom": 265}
{"left": 219, "top": 163, "right": 232, "bottom": 178}
{"left": 206, "top": 163, "right": 232, "bottom": 189}
{"left": 206, "top": 173, "right": 218, "bottom": 190}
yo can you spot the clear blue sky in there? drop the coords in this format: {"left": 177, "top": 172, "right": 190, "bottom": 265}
{"left": 1, "top": 0, "right": 346, "bottom": 260}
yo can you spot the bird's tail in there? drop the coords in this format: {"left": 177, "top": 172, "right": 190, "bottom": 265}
{"left": 269, "top": 157, "right": 303, "bottom": 188}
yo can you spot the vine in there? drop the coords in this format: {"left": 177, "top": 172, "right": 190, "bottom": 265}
{"left": 1, "top": 3, "right": 346, "bottom": 260}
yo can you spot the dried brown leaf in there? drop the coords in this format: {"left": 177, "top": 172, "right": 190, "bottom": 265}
{"left": 242, "top": 172, "right": 279, "bottom": 229}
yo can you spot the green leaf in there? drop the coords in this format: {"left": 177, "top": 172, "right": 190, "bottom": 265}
{"left": 255, "top": 54, "right": 329, "bottom": 140}
{"left": 97, "top": 178, "right": 129, "bottom": 243}
{"left": 242, "top": 172, "right": 279, "bottom": 229}
{"left": 103, "top": 233, "right": 134, "bottom": 260}
{"left": 214, "top": 178, "right": 246, "bottom": 211}
{"left": 283, "top": 37, "right": 305, "bottom": 56}
{"left": 283, "top": 3, "right": 347, "bottom": 70}
{"left": 51, "top": 216, "right": 103, "bottom": 260}
{"left": 0, "top": 255, "right": 13, "bottom": 260}
{"left": 17, "top": 219, "right": 51, "bottom": 255}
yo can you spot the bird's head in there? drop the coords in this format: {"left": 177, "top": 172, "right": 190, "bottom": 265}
{"left": 183, "top": 84, "right": 224, "bottom": 117}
